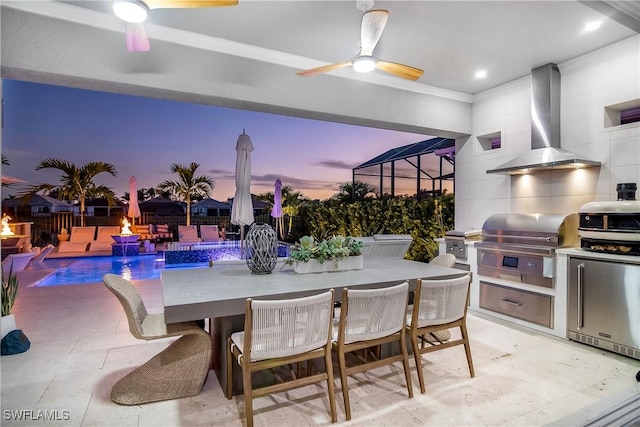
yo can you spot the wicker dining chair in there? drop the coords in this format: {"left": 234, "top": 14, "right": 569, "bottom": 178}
{"left": 226, "top": 290, "right": 337, "bottom": 427}
{"left": 333, "top": 281, "right": 413, "bottom": 421}
{"left": 421, "top": 252, "right": 458, "bottom": 344}
{"left": 429, "top": 253, "right": 456, "bottom": 268}
{"left": 103, "top": 274, "right": 212, "bottom": 405}
{"left": 406, "top": 274, "right": 474, "bottom": 394}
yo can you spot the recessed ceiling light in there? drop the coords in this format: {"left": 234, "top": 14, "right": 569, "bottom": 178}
{"left": 584, "top": 21, "right": 601, "bottom": 32}
{"left": 475, "top": 70, "right": 487, "bottom": 79}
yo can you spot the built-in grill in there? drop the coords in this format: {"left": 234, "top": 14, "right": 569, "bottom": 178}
{"left": 476, "top": 213, "right": 579, "bottom": 330}
{"left": 476, "top": 213, "right": 579, "bottom": 288}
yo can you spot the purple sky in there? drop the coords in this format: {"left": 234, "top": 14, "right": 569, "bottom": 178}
{"left": 1, "top": 79, "right": 428, "bottom": 201}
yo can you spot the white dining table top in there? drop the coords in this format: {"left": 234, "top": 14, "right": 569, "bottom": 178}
{"left": 161, "top": 257, "right": 467, "bottom": 323}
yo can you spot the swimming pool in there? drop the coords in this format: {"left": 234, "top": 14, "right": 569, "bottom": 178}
{"left": 37, "top": 255, "right": 197, "bottom": 286}
{"left": 36, "top": 243, "right": 290, "bottom": 286}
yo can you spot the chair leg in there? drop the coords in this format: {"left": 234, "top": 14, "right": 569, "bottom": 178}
{"left": 409, "top": 332, "right": 426, "bottom": 394}
{"left": 226, "top": 337, "right": 233, "bottom": 399}
{"left": 399, "top": 332, "right": 413, "bottom": 398}
{"left": 242, "top": 363, "right": 254, "bottom": 427}
{"left": 337, "top": 349, "right": 352, "bottom": 421}
{"left": 460, "top": 323, "right": 475, "bottom": 378}
{"left": 324, "top": 348, "right": 337, "bottom": 423}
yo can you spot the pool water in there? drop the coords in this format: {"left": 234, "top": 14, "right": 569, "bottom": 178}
{"left": 37, "top": 255, "right": 206, "bottom": 286}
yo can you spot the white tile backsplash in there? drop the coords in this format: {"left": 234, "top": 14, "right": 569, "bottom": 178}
{"left": 457, "top": 36, "right": 640, "bottom": 227}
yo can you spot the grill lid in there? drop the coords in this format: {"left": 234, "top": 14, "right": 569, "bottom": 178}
{"left": 481, "top": 213, "right": 579, "bottom": 248}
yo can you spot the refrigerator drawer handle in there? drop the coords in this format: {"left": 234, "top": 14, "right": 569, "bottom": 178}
{"left": 577, "top": 263, "right": 585, "bottom": 329}
{"left": 500, "top": 298, "right": 523, "bottom": 307}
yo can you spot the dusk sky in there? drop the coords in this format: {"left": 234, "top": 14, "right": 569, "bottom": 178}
{"left": 1, "top": 79, "right": 429, "bottom": 202}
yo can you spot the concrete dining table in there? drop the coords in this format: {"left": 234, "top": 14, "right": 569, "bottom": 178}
{"left": 161, "top": 256, "right": 468, "bottom": 394}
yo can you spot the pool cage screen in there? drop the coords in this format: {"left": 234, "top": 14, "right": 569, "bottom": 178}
{"left": 352, "top": 137, "right": 455, "bottom": 198}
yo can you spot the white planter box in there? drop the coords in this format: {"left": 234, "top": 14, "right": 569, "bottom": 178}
{"left": 294, "top": 255, "right": 364, "bottom": 274}
{"left": 1, "top": 314, "right": 16, "bottom": 339}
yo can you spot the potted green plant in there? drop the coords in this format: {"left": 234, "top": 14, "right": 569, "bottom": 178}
{"left": 1, "top": 265, "right": 19, "bottom": 339}
{"left": 285, "top": 235, "right": 364, "bottom": 274}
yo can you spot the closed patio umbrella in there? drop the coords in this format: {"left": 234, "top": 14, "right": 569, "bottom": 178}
{"left": 271, "top": 178, "right": 283, "bottom": 240}
{"left": 128, "top": 176, "right": 141, "bottom": 225}
{"left": 230, "top": 130, "right": 255, "bottom": 246}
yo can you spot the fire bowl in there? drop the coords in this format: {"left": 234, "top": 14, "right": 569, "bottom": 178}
{"left": 111, "top": 234, "right": 140, "bottom": 244}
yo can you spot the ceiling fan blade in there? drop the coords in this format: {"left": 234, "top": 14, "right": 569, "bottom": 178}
{"left": 126, "top": 23, "right": 150, "bottom": 52}
{"left": 360, "top": 9, "right": 388, "bottom": 56}
{"left": 296, "top": 61, "right": 352, "bottom": 77}
{"left": 376, "top": 60, "right": 423, "bottom": 81}
{"left": 144, "top": 0, "right": 237, "bottom": 9}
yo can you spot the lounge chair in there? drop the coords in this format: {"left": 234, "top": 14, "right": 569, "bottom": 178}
{"left": 151, "top": 224, "right": 173, "bottom": 242}
{"left": 89, "top": 226, "right": 120, "bottom": 252}
{"left": 200, "top": 225, "right": 220, "bottom": 243}
{"left": 58, "top": 226, "right": 96, "bottom": 253}
{"left": 131, "top": 224, "right": 157, "bottom": 242}
{"left": 2, "top": 252, "right": 36, "bottom": 279}
{"left": 178, "top": 225, "right": 200, "bottom": 243}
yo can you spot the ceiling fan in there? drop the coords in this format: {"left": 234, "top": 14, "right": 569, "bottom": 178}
{"left": 296, "top": 8, "right": 423, "bottom": 81}
{"left": 112, "top": 0, "right": 238, "bottom": 52}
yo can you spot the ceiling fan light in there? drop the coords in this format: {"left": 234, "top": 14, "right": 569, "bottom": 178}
{"left": 353, "top": 56, "right": 376, "bottom": 73}
{"left": 113, "top": 1, "right": 148, "bottom": 23}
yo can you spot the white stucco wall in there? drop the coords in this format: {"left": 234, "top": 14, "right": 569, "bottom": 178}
{"left": 455, "top": 35, "right": 640, "bottom": 231}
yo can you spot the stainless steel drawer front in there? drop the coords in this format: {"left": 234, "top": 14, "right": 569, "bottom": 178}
{"left": 479, "top": 281, "right": 553, "bottom": 328}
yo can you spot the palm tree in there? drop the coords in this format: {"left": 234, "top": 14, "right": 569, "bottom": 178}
{"left": 157, "top": 162, "right": 214, "bottom": 226}
{"left": 334, "top": 181, "right": 377, "bottom": 202}
{"left": 281, "top": 186, "right": 309, "bottom": 239}
{"left": 123, "top": 187, "right": 156, "bottom": 203}
{"left": 26, "top": 158, "right": 117, "bottom": 226}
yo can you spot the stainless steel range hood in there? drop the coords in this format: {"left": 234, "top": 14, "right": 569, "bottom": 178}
{"left": 486, "top": 63, "right": 601, "bottom": 175}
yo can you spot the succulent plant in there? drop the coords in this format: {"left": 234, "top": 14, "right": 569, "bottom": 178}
{"left": 286, "top": 235, "right": 363, "bottom": 267}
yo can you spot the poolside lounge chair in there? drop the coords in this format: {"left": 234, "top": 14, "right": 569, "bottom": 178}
{"left": 89, "top": 226, "right": 120, "bottom": 252}
{"left": 178, "top": 225, "right": 200, "bottom": 243}
{"left": 58, "top": 226, "right": 96, "bottom": 253}
{"left": 131, "top": 224, "right": 157, "bottom": 242}
{"left": 151, "top": 224, "right": 173, "bottom": 242}
{"left": 200, "top": 225, "right": 220, "bottom": 243}
{"left": 2, "top": 252, "right": 36, "bottom": 278}
{"left": 103, "top": 274, "right": 212, "bottom": 405}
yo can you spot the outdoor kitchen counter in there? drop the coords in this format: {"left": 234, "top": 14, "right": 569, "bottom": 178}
{"left": 556, "top": 248, "right": 640, "bottom": 265}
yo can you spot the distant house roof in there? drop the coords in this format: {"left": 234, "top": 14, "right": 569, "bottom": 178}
{"left": 85, "top": 198, "right": 126, "bottom": 207}
{"left": 139, "top": 196, "right": 184, "bottom": 214}
{"left": 226, "top": 194, "right": 268, "bottom": 210}
{"left": 191, "top": 198, "right": 230, "bottom": 209}
{"left": 1, "top": 194, "right": 73, "bottom": 208}
{"left": 353, "top": 137, "right": 455, "bottom": 170}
